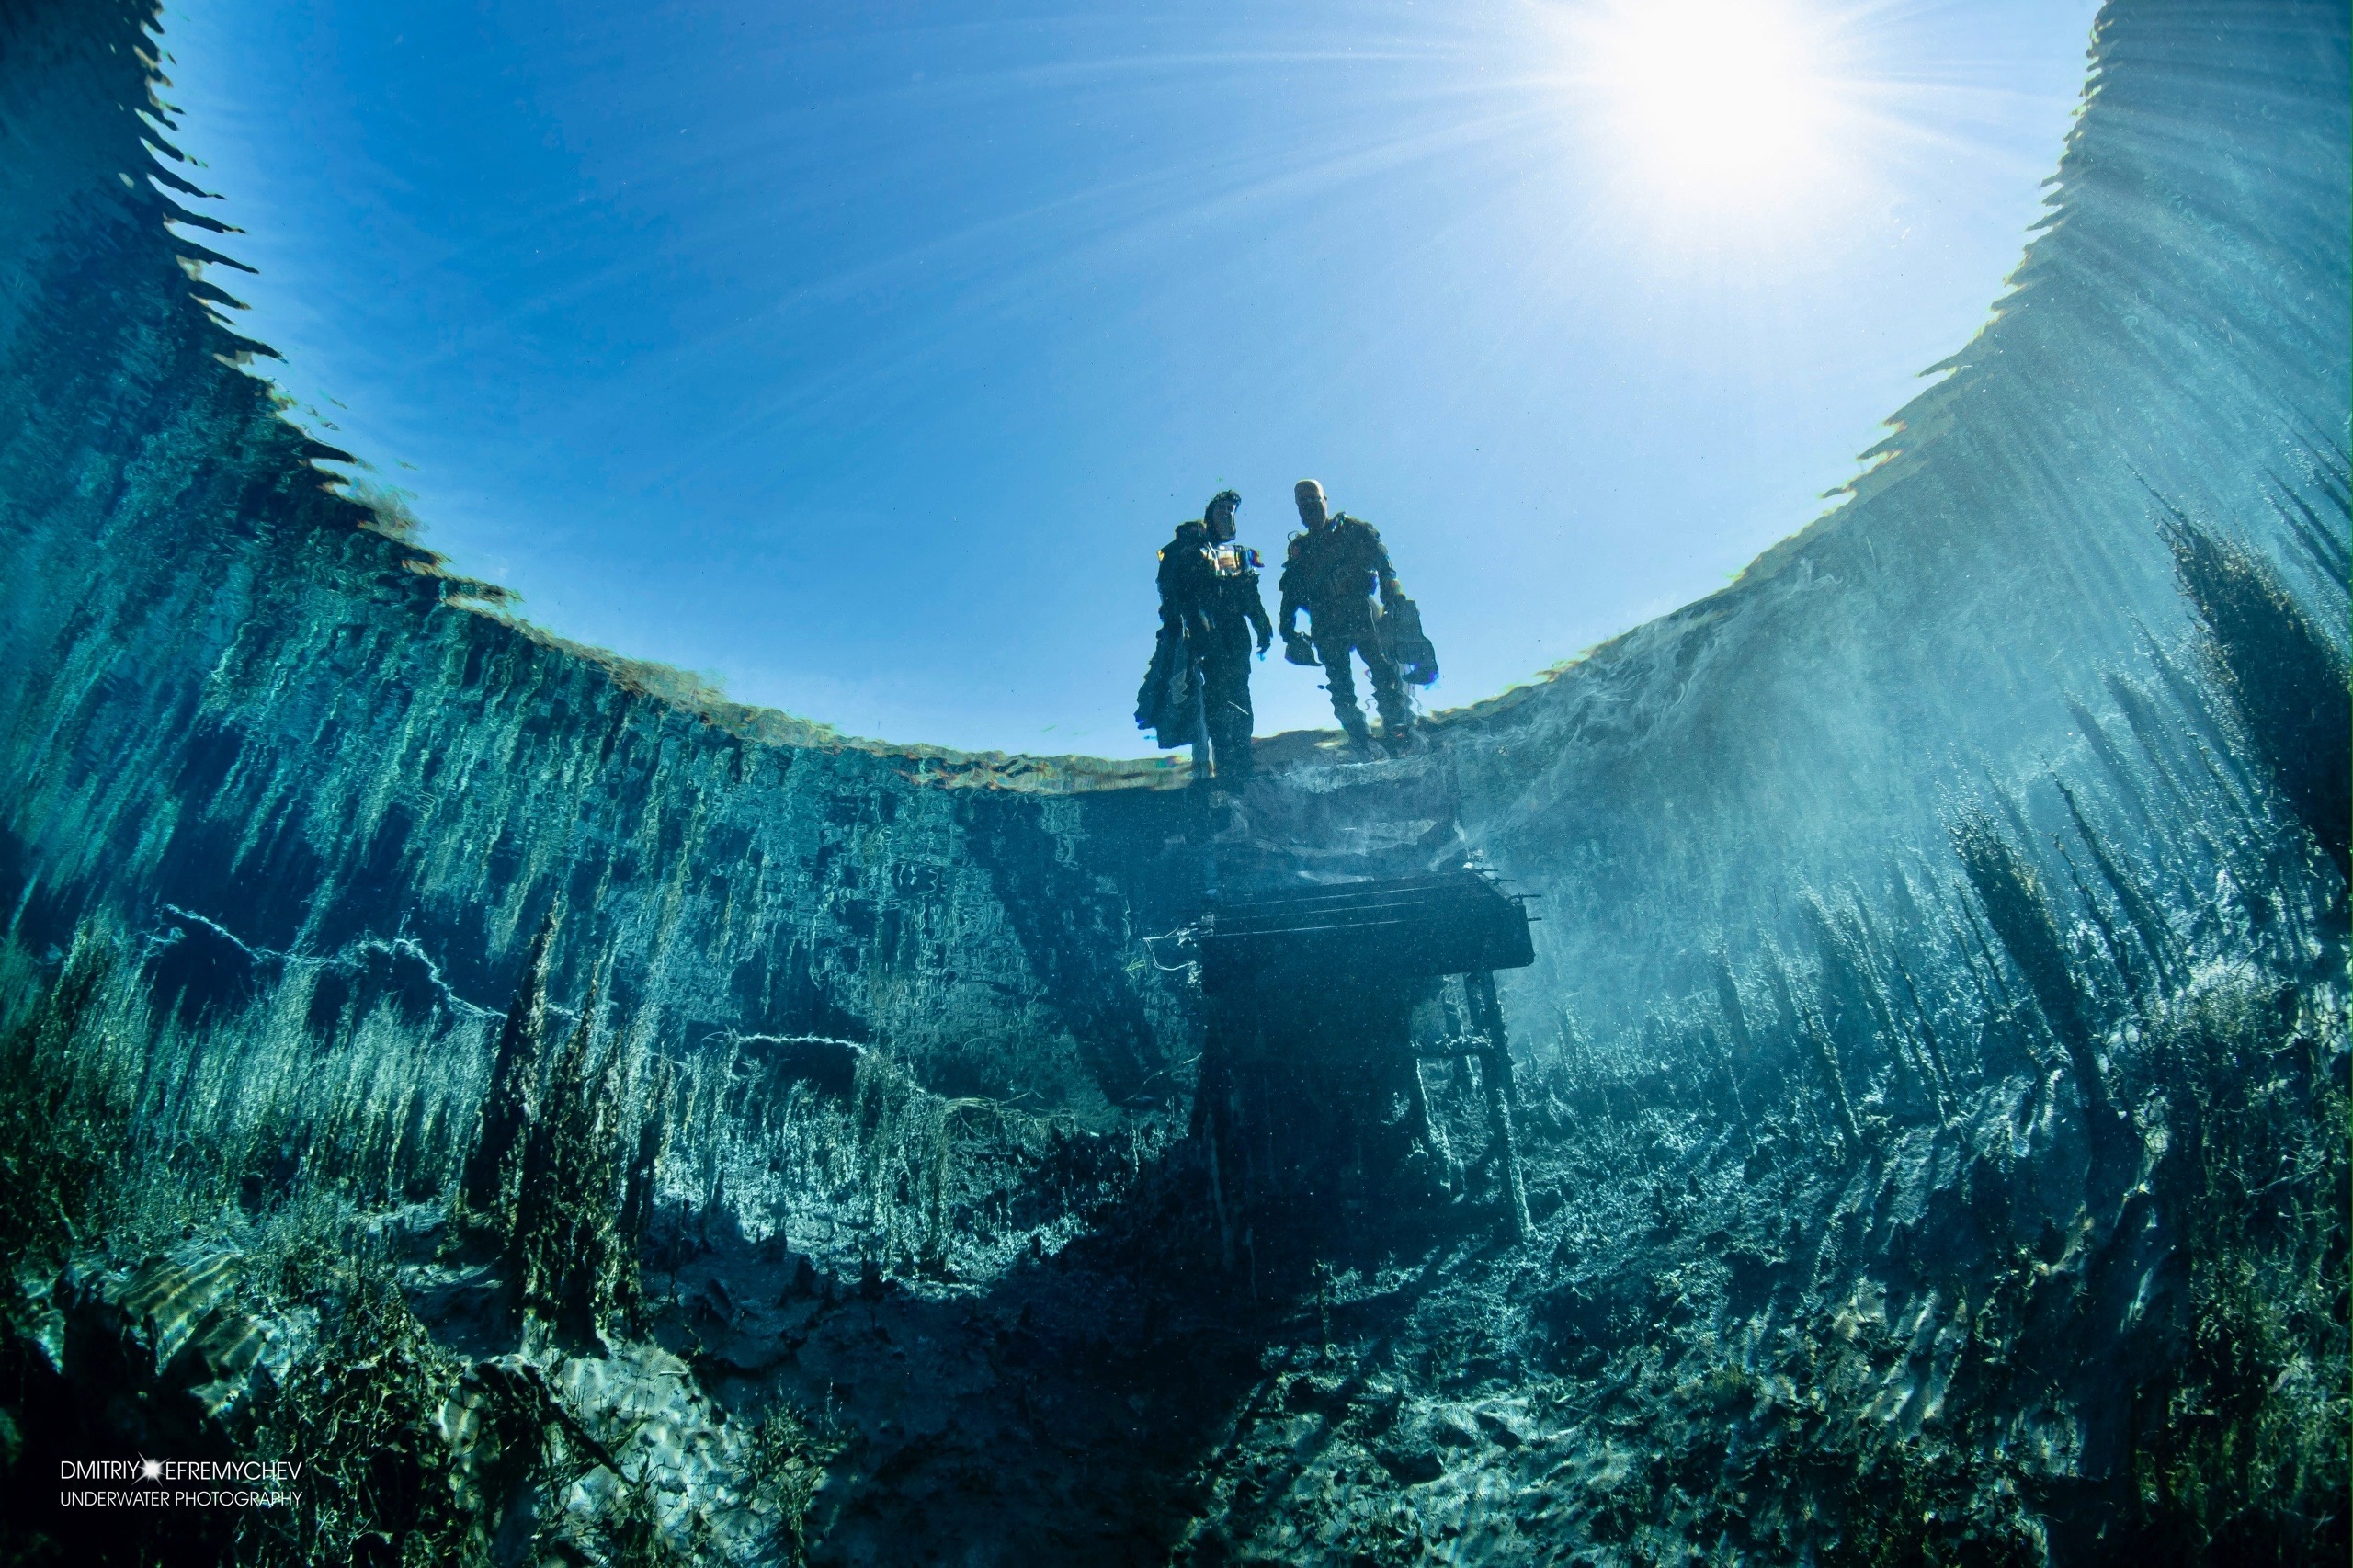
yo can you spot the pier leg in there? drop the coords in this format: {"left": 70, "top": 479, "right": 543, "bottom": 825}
{"left": 1406, "top": 1054, "right": 1456, "bottom": 1192}
{"left": 1466, "top": 971, "right": 1532, "bottom": 1243}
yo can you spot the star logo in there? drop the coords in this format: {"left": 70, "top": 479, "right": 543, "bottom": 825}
{"left": 141, "top": 1457, "right": 162, "bottom": 1482}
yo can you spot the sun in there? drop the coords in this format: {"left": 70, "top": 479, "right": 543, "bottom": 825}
{"left": 1568, "top": 0, "right": 1853, "bottom": 215}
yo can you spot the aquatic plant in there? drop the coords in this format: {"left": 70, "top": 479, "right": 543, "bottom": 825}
{"left": 615, "top": 1060, "right": 672, "bottom": 1327}
{"left": 455, "top": 910, "right": 557, "bottom": 1241}
{"left": 2114, "top": 980, "right": 2350, "bottom": 1562}
{"left": 745, "top": 1403, "right": 848, "bottom": 1567}
{"left": 0, "top": 930, "right": 134, "bottom": 1268}
{"left": 2162, "top": 512, "right": 2352, "bottom": 881}
{"left": 1951, "top": 812, "right": 2115, "bottom": 1123}
{"left": 235, "top": 1240, "right": 493, "bottom": 1568}
{"left": 509, "top": 969, "right": 628, "bottom": 1346}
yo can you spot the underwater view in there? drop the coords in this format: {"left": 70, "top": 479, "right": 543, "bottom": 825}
{"left": 1, "top": 0, "right": 2347, "bottom": 1562}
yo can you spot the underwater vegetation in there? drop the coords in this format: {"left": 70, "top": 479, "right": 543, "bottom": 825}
{"left": 0, "top": 0, "right": 2347, "bottom": 1563}
{"left": 2160, "top": 510, "right": 2351, "bottom": 881}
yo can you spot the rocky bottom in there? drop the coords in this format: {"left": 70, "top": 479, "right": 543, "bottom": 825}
{"left": 4, "top": 963, "right": 2344, "bottom": 1567}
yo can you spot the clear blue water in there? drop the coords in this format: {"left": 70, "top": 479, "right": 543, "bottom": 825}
{"left": 142, "top": 0, "right": 2102, "bottom": 753}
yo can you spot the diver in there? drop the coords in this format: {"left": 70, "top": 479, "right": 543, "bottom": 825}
{"left": 1278, "top": 479, "right": 1415, "bottom": 754}
{"left": 1136, "top": 489, "right": 1273, "bottom": 779}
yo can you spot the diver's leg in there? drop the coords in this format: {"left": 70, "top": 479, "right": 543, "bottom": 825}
{"left": 1203, "top": 640, "right": 1255, "bottom": 778}
{"left": 1362, "top": 633, "right": 1414, "bottom": 747}
{"left": 1186, "top": 653, "right": 1211, "bottom": 775}
{"left": 1317, "top": 631, "right": 1372, "bottom": 747}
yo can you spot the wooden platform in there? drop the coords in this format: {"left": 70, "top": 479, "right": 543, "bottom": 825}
{"left": 1198, "top": 869, "right": 1534, "bottom": 995}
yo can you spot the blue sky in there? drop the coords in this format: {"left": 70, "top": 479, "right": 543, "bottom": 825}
{"left": 155, "top": 0, "right": 2101, "bottom": 754}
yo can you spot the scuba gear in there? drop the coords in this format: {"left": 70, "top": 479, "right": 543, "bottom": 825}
{"left": 1135, "top": 617, "right": 1199, "bottom": 750}
{"left": 1378, "top": 594, "right": 1439, "bottom": 687}
{"left": 1282, "top": 630, "right": 1321, "bottom": 666}
{"left": 1210, "top": 542, "right": 1261, "bottom": 576}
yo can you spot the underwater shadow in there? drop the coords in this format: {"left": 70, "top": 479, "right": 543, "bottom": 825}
{"left": 645, "top": 1139, "right": 1507, "bottom": 1567}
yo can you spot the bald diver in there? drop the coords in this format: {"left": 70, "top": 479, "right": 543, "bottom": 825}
{"left": 1278, "top": 479, "right": 1421, "bottom": 755}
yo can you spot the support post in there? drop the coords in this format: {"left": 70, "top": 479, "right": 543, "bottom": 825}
{"left": 1465, "top": 971, "right": 1531, "bottom": 1243}
{"left": 1406, "top": 1055, "right": 1456, "bottom": 1192}
{"left": 1206, "top": 1123, "right": 1236, "bottom": 1272}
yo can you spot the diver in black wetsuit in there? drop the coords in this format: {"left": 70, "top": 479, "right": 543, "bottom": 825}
{"left": 1147, "top": 489, "right": 1272, "bottom": 778}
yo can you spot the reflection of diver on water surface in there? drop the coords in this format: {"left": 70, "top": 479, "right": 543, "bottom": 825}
{"left": 1136, "top": 489, "right": 1273, "bottom": 779}
{"left": 1279, "top": 479, "right": 1436, "bottom": 756}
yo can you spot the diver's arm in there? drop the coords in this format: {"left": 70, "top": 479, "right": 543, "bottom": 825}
{"left": 1276, "top": 540, "right": 1305, "bottom": 638}
{"left": 1363, "top": 523, "right": 1404, "bottom": 608}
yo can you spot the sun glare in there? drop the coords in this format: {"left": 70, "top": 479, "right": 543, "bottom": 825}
{"left": 1574, "top": 0, "right": 1849, "bottom": 213}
